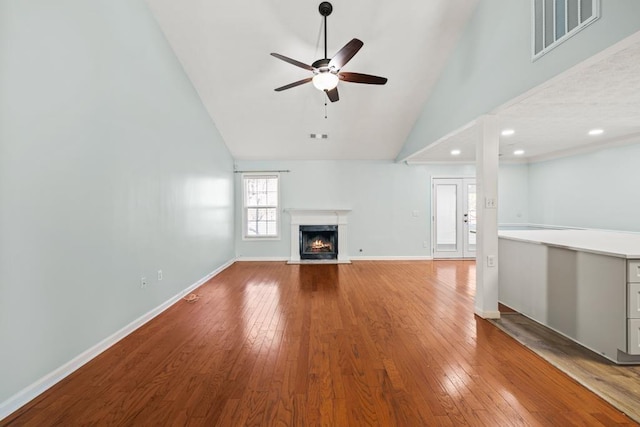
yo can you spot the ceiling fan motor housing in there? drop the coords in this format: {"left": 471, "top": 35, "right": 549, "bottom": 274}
{"left": 319, "top": 2, "right": 333, "bottom": 17}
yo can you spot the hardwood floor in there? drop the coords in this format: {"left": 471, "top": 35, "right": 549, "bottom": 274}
{"left": 492, "top": 312, "right": 640, "bottom": 423}
{"left": 3, "top": 261, "right": 637, "bottom": 426}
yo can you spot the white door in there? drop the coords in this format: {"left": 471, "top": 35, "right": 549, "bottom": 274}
{"left": 432, "top": 178, "right": 476, "bottom": 259}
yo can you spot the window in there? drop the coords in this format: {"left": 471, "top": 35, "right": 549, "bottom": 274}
{"left": 533, "top": 0, "right": 599, "bottom": 60}
{"left": 243, "top": 174, "right": 279, "bottom": 239}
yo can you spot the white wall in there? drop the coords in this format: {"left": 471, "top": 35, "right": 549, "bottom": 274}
{"left": 0, "top": 0, "right": 234, "bottom": 408}
{"left": 499, "top": 164, "right": 530, "bottom": 224}
{"left": 398, "top": 0, "right": 640, "bottom": 160}
{"left": 528, "top": 141, "right": 640, "bottom": 231}
{"left": 235, "top": 160, "right": 527, "bottom": 259}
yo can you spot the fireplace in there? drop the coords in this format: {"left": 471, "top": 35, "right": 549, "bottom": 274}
{"left": 286, "top": 209, "right": 351, "bottom": 264}
{"left": 299, "top": 225, "right": 338, "bottom": 260}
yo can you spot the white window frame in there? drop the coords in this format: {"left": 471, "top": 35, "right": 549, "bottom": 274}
{"left": 242, "top": 173, "right": 280, "bottom": 240}
{"left": 532, "top": 0, "right": 600, "bottom": 61}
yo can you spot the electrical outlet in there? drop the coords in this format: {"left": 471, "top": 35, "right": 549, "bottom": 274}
{"left": 141, "top": 277, "right": 148, "bottom": 288}
{"left": 158, "top": 270, "right": 163, "bottom": 281}
{"left": 487, "top": 255, "right": 496, "bottom": 268}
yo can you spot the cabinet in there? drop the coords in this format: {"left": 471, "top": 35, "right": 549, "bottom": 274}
{"left": 627, "top": 261, "right": 640, "bottom": 354}
{"left": 498, "top": 229, "right": 640, "bottom": 364}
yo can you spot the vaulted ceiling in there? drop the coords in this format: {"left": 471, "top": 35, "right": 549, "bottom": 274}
{"left": 145, "top": 0, "right": 478, "bottom": 160}
{"left": 146, "top": 1, "right": 640, "bottom": 164}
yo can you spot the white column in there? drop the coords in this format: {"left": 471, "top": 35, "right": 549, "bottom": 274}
{"left": 475, "top": 115, "right": 500, "bottom": 319}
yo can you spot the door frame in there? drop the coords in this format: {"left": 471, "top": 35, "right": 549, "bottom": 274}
{"left": 431, "top": 177, "right": 476, "bottom": 259}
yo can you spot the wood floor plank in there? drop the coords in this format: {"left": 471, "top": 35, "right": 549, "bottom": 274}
{"left": 2, "top": 260, "right": 638, "bottom": 426}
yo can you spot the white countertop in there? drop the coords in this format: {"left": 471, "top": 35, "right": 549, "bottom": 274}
{"left": 498, "top": 229, "right": 640, "bottom": 259}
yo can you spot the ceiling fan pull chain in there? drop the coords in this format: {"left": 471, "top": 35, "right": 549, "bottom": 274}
{"left": 325, "top": 99, "right": 328, "bottom": 119}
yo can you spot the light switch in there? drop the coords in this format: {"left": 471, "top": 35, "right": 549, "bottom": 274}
{"left": 485, "top": 197, "right": 497, "bottom": 209}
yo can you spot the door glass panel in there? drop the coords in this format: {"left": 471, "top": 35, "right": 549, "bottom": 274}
{"left": 467, "top": 184, "right": 477, "bottom": 248}
{"left": 436, "top": 184, "right": 457, "bottom": 251}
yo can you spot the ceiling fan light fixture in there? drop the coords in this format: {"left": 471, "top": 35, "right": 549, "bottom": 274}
{"left": 312, "top": 72, "right": 339, "bottom": 91}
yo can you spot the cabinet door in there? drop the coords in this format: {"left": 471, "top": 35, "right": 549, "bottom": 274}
{"left": 627, "top": 260, "right": 640, "bottom": 283}
{"left": 629, "top": 283, "right": 640, "bottom": 319}
{"left": 628, "top": 319, "right": 640, "bottom": 355}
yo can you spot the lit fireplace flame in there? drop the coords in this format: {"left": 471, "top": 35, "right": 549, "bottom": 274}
{"left": 310, "top": 239, "right": 331, "bottom": 251}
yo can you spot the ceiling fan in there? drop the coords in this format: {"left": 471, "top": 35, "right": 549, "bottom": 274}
{"left": 271, "top": 1, "right": 388, "bottom": 103}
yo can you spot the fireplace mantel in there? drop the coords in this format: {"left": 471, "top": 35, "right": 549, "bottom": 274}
{"left": 286, "top": 209, "right": 351, "bottom": 264}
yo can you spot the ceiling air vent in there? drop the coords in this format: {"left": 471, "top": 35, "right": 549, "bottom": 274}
{"left": 532, "top": 0, "right": 599, "bottom": 60}
{"left": 310, "top": 133, "right": 328, "bottom": 140}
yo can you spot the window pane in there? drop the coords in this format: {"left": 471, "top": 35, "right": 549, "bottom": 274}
{"left": 555, "top": 0, "right": 566, "bottom": 40}
{"left": 247, "top": 223, "right": 257, "bottom": 236}
{"left": 580, "top": 0, "right": 593, "bottom": 23}
{"left": 534, "top": 0, "right": 544, "bottom": 54}
{"left": 266, "top": 191, "right": 277, "bottom": 206}
{"left": 544, "top": 0, "right": 554, "bottom": 47}
{"left": 267, "top": 178, "right": 277, "bottom": 191}
{"left": 567, "top": 0, "right": 579, "bottom": 31}
{"left": 266, "top": 222, "right": 276, "bottom": 235}
{"left": 257, "top": 222, "right": 267, "bottom": 235}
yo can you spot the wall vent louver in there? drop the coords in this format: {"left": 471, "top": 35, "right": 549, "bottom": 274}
{"left": 532, "top": 0, "right": 600, "bottom": 60}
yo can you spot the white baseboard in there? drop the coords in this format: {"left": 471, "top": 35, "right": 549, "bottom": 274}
{"left": 349, "top": 255, "right": 433, "bottom": 261}
{"left": 0, "top": 258, "right": 235, "bottom": 422}
{"left": 236, "top": 256, "right": 434, "bottom": 262}
{"left": 235, "top": 256, "right": 289, "bottom": 262}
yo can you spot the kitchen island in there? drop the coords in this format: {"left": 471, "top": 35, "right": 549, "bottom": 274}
{"left": 498, "top": 229, "right": 640, "bottom": 364}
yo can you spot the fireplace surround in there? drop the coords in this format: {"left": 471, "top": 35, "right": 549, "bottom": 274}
{"left": 286, "top": 209, "right": 351, "bottom": 264}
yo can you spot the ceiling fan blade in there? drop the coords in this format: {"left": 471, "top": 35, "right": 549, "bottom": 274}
{"left": 325, "top": 87, "right": 339, "bottom": 102}
{"left": 270, "top": 53, "right": 314, "bottom": 71}
{"left": 339, "top": 72, "right": 388, "bottom": 85}
{"left": 328, "top": 38, "right": 363, "bottom": 70}
{"left": 274, "top": 77, "right": 313, "bottom": 92}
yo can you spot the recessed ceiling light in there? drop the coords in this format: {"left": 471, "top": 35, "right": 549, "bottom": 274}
{"left": 513, "top": 149, "right": 525, "bottom": 155}
{"left": 588, "top": 129, "right": 604, "bottom": 136}
{"left": 501, "top": 129, "right": 515, "bottom": 136}
{"left": 450, "top": 149, "right": 461, "bottom": 156}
